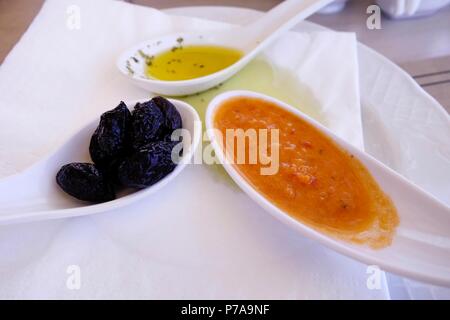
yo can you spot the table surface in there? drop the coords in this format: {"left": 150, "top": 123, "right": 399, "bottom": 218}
{"left": 1, "top": 0, "right": 449, "bottom": 113}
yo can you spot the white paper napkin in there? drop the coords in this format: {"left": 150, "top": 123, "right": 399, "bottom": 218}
{"left": 0, "top": 0, "right": 385, "bottom": 299}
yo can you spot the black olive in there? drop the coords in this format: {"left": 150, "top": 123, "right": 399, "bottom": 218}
{"left": 151, "top": 96, "right": 182, "bottom": 138}
{"left": 130, "top": 100, "right": 165, "bottom": 150}
{"left": 117, "top": 141, "right": 180, "bottom": 189}
{"left": 89, "top": 101, "right": 131, "bottom": 167}
{"left": 56, "top": 163, "right": 116, "bottom": 202}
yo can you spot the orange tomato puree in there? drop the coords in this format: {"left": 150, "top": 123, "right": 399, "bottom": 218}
{"left": 214, "top": 97, "right": 399, "bottom": 249}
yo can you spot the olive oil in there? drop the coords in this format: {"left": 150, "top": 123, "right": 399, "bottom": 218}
{"left": 146, "top": 45, "right": 243, "bottom": 81}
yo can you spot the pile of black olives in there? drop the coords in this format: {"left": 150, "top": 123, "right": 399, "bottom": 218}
{"left": 56, "top": 97, "right": 183, "bottom": 202}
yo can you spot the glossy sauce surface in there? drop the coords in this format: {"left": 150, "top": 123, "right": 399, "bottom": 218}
{"left": 146, "top": 45, "right": 242, "bottom": 81}
{"left": 214, "top": 97, "right": 399, "bottom": 248}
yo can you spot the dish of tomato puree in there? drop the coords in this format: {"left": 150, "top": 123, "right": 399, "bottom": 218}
{"left": 213, "top": 97, "right": 399, "bottom": 249}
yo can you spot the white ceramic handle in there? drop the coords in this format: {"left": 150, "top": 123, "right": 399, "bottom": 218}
{"left": 243, "top": 0, "right": 334, "bottom": 47}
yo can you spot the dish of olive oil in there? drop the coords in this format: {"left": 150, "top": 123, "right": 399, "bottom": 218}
{"left": 145, "top": 45, "right": 243, "bottom": 81}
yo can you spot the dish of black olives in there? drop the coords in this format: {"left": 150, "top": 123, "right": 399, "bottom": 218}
{"left": 56, "top": 96, "right": 182, "bottom": 202}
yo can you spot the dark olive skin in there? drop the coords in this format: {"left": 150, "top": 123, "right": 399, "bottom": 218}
{"left": 151, "top": 96, "right": 182, "bottom": 138}
{"left": 118, "top": 141, "right": 179, "bottom": 189}
{"left": 130, "top": 100, "right": 165, "bottom": 150}
{"left": 89, "top": 101, "right": 131, "bottom": 167}
{"left": 56, "top": 163, "right": 115, "bottom": 202}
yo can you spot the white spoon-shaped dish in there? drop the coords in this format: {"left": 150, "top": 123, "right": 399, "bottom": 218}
{"left": 205, "top": 90, "right": 450, "bottom": 287}
{"left": 0, "top": 99, "right": 201, "bottom": 225}
{"left": 117, "top": 0, "right": 333, "bottom": 96}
